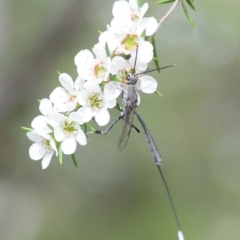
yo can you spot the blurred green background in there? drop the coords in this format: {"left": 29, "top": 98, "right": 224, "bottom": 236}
{"left": 1, "top": 0, "right": 240, "bottom": 239}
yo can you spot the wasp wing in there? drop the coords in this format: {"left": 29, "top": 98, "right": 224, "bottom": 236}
{"left": 117, "top": 105, "right": 135, "bottom": 151}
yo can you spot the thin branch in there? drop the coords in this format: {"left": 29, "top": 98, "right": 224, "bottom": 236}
{"left": 157, "top": 0, "right": 181, "bottom": 29}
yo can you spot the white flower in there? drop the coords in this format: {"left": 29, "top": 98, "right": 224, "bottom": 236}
{"left": 31, "top": 115, "right": 52, "bottom": 134}
{"left": 77, "top": 82, "right": 116, "bottom": 126}
{"left": 39, "top": 98, "right": 56, "bottom": 116}
{"left": 104, "top": 81, "right": 122, "bottom": 101}
{"left": 74, "top": 49, "right": 111, "bottom": 84}
{"left": 111, "top": 55, "right": 147, "bottom": 75}
{"left": 111, "top": 0, "right": 157, "bottom": 36}
{"left": 27, "top": 131, "right": 58, "bottom": 169}
{"left": 129, "top": 41, "right": 153, "bottom": 64}
{"left": 112, "top": 0, "right": 148, "bottom": 24}
{"left": 138, "top": 17, "right": 158, "bottom": 36}
{"left": 110, "top": 15, "right": 134, "bottom": 35}
{"left": 50, "top": 73, "right": 84, "bottom": 112}
{"left": 98, "top": 28, "right": 119, "bottom": 54}
{"left": 109, "top": 55, "right": 158, "bottom": 95}
{"left": 48, "top": 112, "right": 87, "bottom": 155}
{"left": 138, "top": 75, "right": 157, "bottom": 93}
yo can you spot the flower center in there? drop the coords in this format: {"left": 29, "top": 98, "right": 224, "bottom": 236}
{"left": 87, "top": 93, "right": 104, "bottom": 110}
{"left": 62, "top": 120, "right": 78, "bottom": 136}
{"left": 94, "top": 62, "right": 106, "bottom": 79}
{"left": 131, "top": 10, "right": 139, "bottom": 22}
{"left": 122, "top": 34, "right": 138, "bottom": 51}
{"left": 43, "top": 139, "right": 53, "bottom": 152}
{"left": 131, "top": 14, "right": 139, "bottom": 21}
{"left": 68, "top": 94, "right": 76, "bottom": 102}
{"left": 119, "top": 68, "right": 136, "bottom": 84}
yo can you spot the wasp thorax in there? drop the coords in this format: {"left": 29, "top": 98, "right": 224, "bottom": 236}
{"left": 126, "top": 74, "right": 138, "bottom": 85}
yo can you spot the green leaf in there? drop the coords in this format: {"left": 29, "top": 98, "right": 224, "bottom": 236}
{"left": 71, "top": 154, "right": 79, "bottom": 170}
{"left": 82, "top": 123, "right": 88, "bottom": 136}
{"left": 151, "top": 35, "right": 161, "bottom": 73}
{"left": 21, "top": 126, "right": 34, "bottom": 131}
{"left": 58, "top": 145, "right": 63, "bottom": 165}
{"left": 181, "top": 0, "right": 196, "bottom": 30}
{"left": 105, "top": 42, "right": 111, "bottom": 58}
{"left": 85, "top": 122, "right": 95, "bottom": 132}
{"left": 185, "top": 0, "right": 195, "bottom": 10}
{"left": 46, "top": 123, "right": 54, "bottom": 132}
{"left": 141, "top": 29, "right": 146, "bottom": 39}
{"left": 157, "top": 0, "right": 175, "bottom": 4}
{"left": 115, "top": 103, "right": 122, "bottom": 112}
{"left": 155, "top": 90, "right": 163, "bottom": 96}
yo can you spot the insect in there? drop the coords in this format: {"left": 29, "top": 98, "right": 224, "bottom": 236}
{"left": 93, "top": 47, "right": 184, "bottom": 240}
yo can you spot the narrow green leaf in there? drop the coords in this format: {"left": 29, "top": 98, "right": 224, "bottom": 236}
{"left": 58, "top": 145, "right": 63, "bottom": 165}
{"left": 157, "top": 0, "right": 175, "bottom": 4}
{"left": 83, "top": 123, "right": 87, "bottom": 134}
{"left": 155, "top": 90, "right": 163, "bottom": 96}
{"left": 141, "top": 29, "right": 146, "bottom": 39}
{"left": 85, "top": 122, "right": 95, "bottom": 132}
{"left": 151, "top": 35, "right": 161, "bottom": 73}
{"left": 115, "top": 102, "right": 122, "bottom": 112}
{"left": 105, "top": 43, "right": 111, "bottom": 58}
{"left": 84, "top": 123, "right": 94, "bottom": 141}
{"left": 21, "top": 126, "right": 34, "bottom": 131}
{"left": 185, "top": 0, "right": 195, "bottom": 10}
{"left": 181, "top": 0, "right": 196, "bottom": 30}
{"left": 111, "top": 75, "right": 122, "bottom": 82}
{"left": 71, "top": 154, "right": 79, "bottom": 170}
{"left": 46, "top": 123, "right": 54, "bottom": 132}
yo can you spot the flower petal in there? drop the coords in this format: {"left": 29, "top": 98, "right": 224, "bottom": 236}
{"left": 41, "top": 152, "right": 53, "bottom": 169}
{"left": 84, "top": 81, "right": 101, "bottom": 93}
{"left": 61, "top": 137, "right": 76, "bottom": 155}
{"left": 39, "top": 98, "right": 54, "bottom": 116}
{"left": 77, "top": 90, "right": 88, "bottom": 106}
{"left": 74, "top": 49, "right": 94, "bottom": 67}
{"left": 27, "top": 132, "right": 43, "bottom": 143}
{"left": 50, "top": 87, "right": 68, "bottom": 105}
{"left": 104, "top": 81, "right": 121, "bottom": 100}
{"left": 137, "top": 41, "right": 153, "bottom": 63}
{"left": 59, "top": 73, "right": 74, "bottom": 91}
{"left": 48, "top": 113, "right": 66, "bottom": 126}
{"left": 77, "top": 106, "right": 93, "bottom": 123}
{"left": 75, "top": 76, "right": 85, "bottom": 92}
{"left": 140, "top": 2, "right": 148, "bottom": 18}
{"left": 129, "top": 0, "right": 139, "bottom": 11}
{"left": 95, "top": 109, "right": 110, "bottom": 126}
{"left": 75, "top": 129, "right": 87, "bottom": 146}
{"left": 29, "top": 143, "right": 45, "bottom": 160}
{"left": 110, "top": 56, "right": 126, "bottom": 75}
{"left": 140, "top": 75, "right": 158, "bottom": 93}
{"left": 31, "top": 115, "right": 52, "bottom": 133}
{"left": 69, "top": 111, "right": 85, "bottom": 125}
{"left": 106, "top": 99, "right": 116, "bottom": 109}
{"left": 112, "top": 1, "right": 130, "bottom": 18}
{"left": 54, "top": 126, "right": 64, "bottom": 142}
{"left": 139, "top": 17, "right": 158, "bottom": 36}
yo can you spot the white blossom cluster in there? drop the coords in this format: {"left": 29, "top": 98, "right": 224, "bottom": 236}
{"left": 26, "top": 0, "right": 159, "bottom": 169}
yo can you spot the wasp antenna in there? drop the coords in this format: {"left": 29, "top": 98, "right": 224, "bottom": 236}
{"left": 134, "top": 64, "right": 176, "bottom": 76}
{"left": 157, "top": 165, "right": 184, "bottom": 240}
{"left": 133, "top": 45, "right": 139, "bottom": 74}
